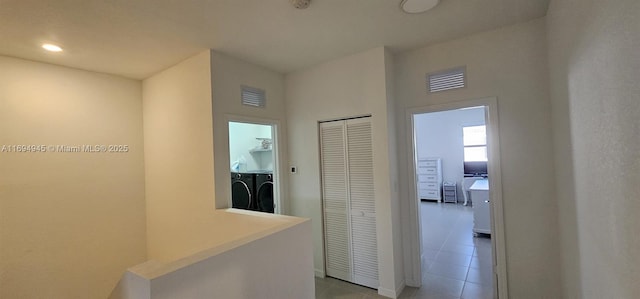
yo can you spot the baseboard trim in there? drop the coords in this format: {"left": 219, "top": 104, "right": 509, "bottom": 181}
{"left": 314, "top": 268, "right": 325, "bottom": 278}
{"left": 378, "top": 280, "right": 405, "bottom": 299}
{"left": 405, "top": 277, "right": 420, "bottom": 287}
{"left": 378, "top": 286, "right": 396, "bottom": 298}
{"left": 395, "top": 280, "right": 406, "bottom": 298}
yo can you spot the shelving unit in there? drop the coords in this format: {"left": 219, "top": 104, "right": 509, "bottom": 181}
{"left": 248, "top": 138, "right": 273, "bottom": 170}
{"left": 443, "top": 182, "right": 457, "bottom": 203}
{"left": 249, "top": 148, "right": 272, "bottom": 154}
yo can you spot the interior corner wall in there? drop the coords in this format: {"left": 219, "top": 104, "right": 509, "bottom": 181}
{"left": 384, "top": 48, "right": 405, "bottom": 291}
{"left": 0, "top": 56, "right": 147, "bottom": 298}
{"left": 142, "top": 51, "right": 216, "bottom": 262}
{"left": 209, "top": 51, "right": 288, "bottom": 212}
{"left": 547, "top": 0, "right": 640, "bottom": 297}
{"left": 284, "top": 46, "right": 402, "bottom": 294}
{"left": 394, "top": 18, "right": 562, "bottom": 297}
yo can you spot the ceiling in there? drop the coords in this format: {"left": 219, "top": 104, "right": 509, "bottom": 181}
{"left": 0, "top": 0, "right": 549, "bottom": 79}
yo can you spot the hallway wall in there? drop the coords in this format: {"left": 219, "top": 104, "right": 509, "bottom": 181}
{"left": 394, "top": 18, "right": 561, "bottom": 297}
{"left": 210, "top": 51, "right": 288, "bottom": 211}
{"left": 142, "top": 51, "right": 216, "bottom": 262}
{"left": 0, "top": 56, "right": 146, "bottom": 298}
{"left": 547, "top": 0, "right": 640, "bottom": 297}
{"left": 285, "top": 47, "right": 404, "bottom": 296}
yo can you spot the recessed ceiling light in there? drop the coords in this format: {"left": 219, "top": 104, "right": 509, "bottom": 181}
{"left": 291, "top": 0, "right": 311, "bottom": 9}
{"left": 42, "top": 44, "right": 63, "bottom": 52}
{"left": 400, "top": 0, "right": 439, "bottom": 14}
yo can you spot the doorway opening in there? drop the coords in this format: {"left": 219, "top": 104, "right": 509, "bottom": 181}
{"left": 228, "top": 120, "right": 281, "bottom": 214}
{"left": 406, "top": 97, "right": 507, "bottom": 298}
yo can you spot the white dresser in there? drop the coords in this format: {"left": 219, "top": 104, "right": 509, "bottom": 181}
{"left": 417, "top": 158, "right": 443, "bottom": 202}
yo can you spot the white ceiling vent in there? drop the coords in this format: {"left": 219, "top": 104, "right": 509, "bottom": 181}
{"left": 427, "top": 67, "right": 466, "bottom": 93}
{"left": 241, "top": 85, "right": 266, "bottom": 108}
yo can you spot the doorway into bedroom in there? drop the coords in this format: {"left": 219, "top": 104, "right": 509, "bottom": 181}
{"left": 408, "top": 99, "right": 504, "bottom": 298}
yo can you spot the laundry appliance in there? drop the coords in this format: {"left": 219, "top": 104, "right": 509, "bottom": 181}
{"left": 231, "top": 171, "right": 274, "bottom": 213}
{"left": 255, "top": 173, "right": 274, "bottom": 213}
{"left": 231, "top": 172, "right": 254, "bottom": 210}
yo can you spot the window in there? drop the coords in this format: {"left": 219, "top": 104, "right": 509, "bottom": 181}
{"left": 463, "top": 125, "right": 487, "bottom": 162}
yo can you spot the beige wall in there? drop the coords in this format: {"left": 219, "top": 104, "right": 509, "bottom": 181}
{"left": 547, "top": 0, "right": 640, "bottom": 297}
{"left": 210, "top": 51, "right": 288, "bottom": 211}
{"left": 285, "top": 47, "right": 404, "bottom": 296}
{"left": 0, "top": 56, "right": 146, "bottom": 298}
{"left": 394, "top": 18, "right": 562, "bottom": 297}
{"left": 142, "top": 51, "right": 216, "bottom": 262}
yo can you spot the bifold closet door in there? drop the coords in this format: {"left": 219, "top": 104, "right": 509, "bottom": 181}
{"left": 320, "top": 117, "right": 378, "bottom": 289}
{"left": 345, "top": 118, "right": 378, "bottom": 288}
{"left": 320, "top": 120, "right": 351, "bottom": 281}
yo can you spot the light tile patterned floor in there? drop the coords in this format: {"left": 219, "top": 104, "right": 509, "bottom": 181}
{"left": 315, "top": 201, "right": 493, "bottom": 299}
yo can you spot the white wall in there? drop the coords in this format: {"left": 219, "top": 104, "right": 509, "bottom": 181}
{"left": 547, "top": 0, "right": 640, "bottom": 297}
{"left": 110, "top": 211, "right": 314, "bottom": 299}
{"left": 0, "top": 56, "right": 147, "bottom": 298}
{"left": 210, "top": 51, "right": 288, "bottom": 211}
{"left": 142, "top": 51, "right": 217, "bottom": 262}
{"left": 384, "top": 48, "right": 404, "bottom": 292}
{"left": 414, "top": 108, "right": 485, "bottom": 198}
{"left": 149, "top": 219, "right": 313, "bottom": 299}
{"left": 285, "top": 47, "right": 404, "bottom": 296}
{"left": 394, "top": 18, "right": 562, "bottom": 297}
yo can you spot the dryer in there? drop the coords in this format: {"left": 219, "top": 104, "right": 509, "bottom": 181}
{"left": 231, "top": 172, "right": 254, "bottom": 210}
{"left": 254, "top": 173, "right": 274, "bottom": 213}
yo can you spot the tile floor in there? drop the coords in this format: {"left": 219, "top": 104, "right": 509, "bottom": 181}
{"left": 315, "top": 201, "right": 493, "bottom": 299}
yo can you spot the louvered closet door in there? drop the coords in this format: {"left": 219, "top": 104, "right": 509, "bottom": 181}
{"left": 320, "top": 121, "right": 352, "bottom": 282}
{"left": 346, "top": 118, "right": 378, "bottom": 288}
{"left": 320, "top": 117, "right": 378, "bottom": 289}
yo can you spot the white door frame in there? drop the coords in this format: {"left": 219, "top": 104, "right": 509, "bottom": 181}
{"left": 404, "top": 97, "right": 507, "bottom": 298}
{"left": 226, "top": 114, "right": 284, "bottom": 215}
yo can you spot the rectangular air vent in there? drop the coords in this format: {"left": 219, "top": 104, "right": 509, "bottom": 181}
{"left": 427, "top": 67, "right": 466, "bottom": 93}
{"left": 241, "top": 85, "right": 266, "bottom": 108}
